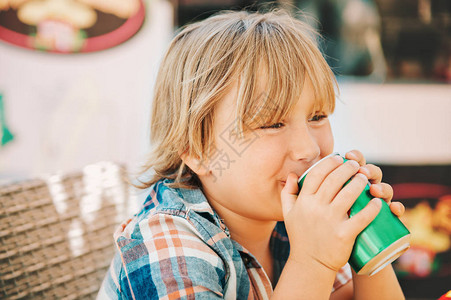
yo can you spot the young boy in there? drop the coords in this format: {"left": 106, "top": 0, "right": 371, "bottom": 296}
{"left": 98, "top": 9, "right": 406, "bottom": 299}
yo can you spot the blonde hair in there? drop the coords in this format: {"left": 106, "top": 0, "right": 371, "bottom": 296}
{"left": 139, "top": 9, "right": 337, "bottom": 189}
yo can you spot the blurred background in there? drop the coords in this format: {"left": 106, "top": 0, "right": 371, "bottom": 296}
{"left": 0, "top": 0, "right": 450, "bottom": 298}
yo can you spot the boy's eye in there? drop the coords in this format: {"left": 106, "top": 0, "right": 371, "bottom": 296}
{"left": 259, "top": 122, "right": 285, "bottom": 129}
{"left": 309, "top": 114, "right": 328, "bottom": 122}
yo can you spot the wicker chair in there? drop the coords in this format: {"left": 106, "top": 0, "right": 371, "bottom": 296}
{"left": 0, "top": 162, "right": 132, "bottom": 299}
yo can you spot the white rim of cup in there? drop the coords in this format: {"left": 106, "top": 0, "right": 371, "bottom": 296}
{"left": 297, "top": 152, "right": 340, "bottom": 184}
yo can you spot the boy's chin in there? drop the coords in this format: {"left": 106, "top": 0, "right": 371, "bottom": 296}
{"left": 252, "top": 207, "right": 284, "bottom": 222}
{"left": 270, "top": 207, "right": 285, "bottom": 222}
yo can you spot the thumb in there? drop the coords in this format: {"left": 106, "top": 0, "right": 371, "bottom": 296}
{"left": 281, "top": 173, "right": 299, "bottom": 217}
{"left": 345, "top": 198, "right": 382, "bottom": 238}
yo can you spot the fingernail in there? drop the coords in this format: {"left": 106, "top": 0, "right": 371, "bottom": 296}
{"left": 333, "top": 155, "right": 344, "bottom": 163}
{"left": 356, "top": 173, "right": 368, "bottom": 181}
{"left": 349, "top": 160, "right": 360, "bottom": 168}
{"left": 372, "top": 184, "right": 382, "bottom": 193}
{"left": 347, "top": 152, "right": 357, "bottom": 160}
{"left": 371, "top": 198, "right": 382, "bottom": 207}
{"left": 359, "top": 167, "right": 370, "bottom": 177}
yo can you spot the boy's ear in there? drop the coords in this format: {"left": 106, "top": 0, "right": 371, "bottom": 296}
{"left": 180, "top": 152, "right": 210, "bottom": 177}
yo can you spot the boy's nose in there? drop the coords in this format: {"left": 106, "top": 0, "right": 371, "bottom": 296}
{"left": 289, "top": 125, "right": 320, "bottom": 163}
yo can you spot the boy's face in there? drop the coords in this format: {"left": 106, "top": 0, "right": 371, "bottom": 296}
{"left": 198, "top": 77, "right": 334, "bottom": 222}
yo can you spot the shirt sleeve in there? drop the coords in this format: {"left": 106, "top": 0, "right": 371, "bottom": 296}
{"left": 332, "top": 263, "right": 352, "bottom": 292}
{"left": 105, "top": 213, "right": 227, "bottom": 300}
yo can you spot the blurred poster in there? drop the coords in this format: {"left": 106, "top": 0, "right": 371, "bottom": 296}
{"left": 380, "top": 164, "right": 451, "bottom": 299}
{"left": 294, "top": 0, "right": 451, "bottom": 83}
{"left": 0, "top": 0, "right": 145, "bottom": 53}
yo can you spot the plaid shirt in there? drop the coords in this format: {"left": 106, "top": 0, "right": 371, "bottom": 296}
{"left": 98, "top": 179, "right": 352, "bottom": 299}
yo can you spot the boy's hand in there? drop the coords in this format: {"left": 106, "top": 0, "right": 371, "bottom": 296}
{"left": 345, "top": 150, "right": 405, "bottom": 217}
{"left": 281, "top": 155, "right": 382, "bottom": 273}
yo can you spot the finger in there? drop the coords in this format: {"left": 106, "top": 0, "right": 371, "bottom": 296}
{"left": 299, "top": 155, "right": 343, "bottom": 195}
{"left": 331, "top": 173, "right": 368, "bottom": 215}
{"left": 345, "top": 150, "right": 366, "bottom": 166}
{"left": 281, "top": 173, "right": 300, "bottom": 217}
{"left": 369, "top": 183, "right": 393, "bottom": 203}
{"left": 316, "top": 159, "right": 361, "bottom": 202}
{"left": 389, "top": 201, "right": 405, "bottom": 217}
{"left": 344, "top": 198, "right": 382, "bottom": 238}
{"left": 358, "top": 164, "right": 383, "bottom": 184}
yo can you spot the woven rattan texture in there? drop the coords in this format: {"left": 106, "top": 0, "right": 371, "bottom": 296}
{"left": 0, "top": 162, "right": 130, "bottom": 299}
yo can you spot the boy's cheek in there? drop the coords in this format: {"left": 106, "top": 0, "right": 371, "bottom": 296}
{"left": 315, "top": 123, "right": 334, "bottom": 156}
{"left": 319, "top": 135, "right": 334, "bottom": 157}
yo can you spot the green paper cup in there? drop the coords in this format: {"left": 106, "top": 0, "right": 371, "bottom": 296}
{"left": 298, "top": 153, "right": 411, "bottom": 276}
